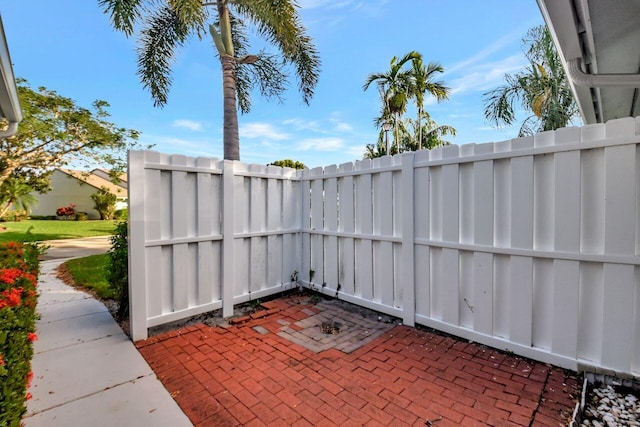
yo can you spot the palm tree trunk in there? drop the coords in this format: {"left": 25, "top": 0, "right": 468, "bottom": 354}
{"left": 417, "top": 106, "right": 423, "bottom": 150}
{"left": 217, "top": 0, "right": 240, "bottom": 161}
{"left": 221, "top": 54, "right": 240, "bottom": 160}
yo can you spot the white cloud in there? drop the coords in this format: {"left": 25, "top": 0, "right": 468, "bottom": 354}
{"left": 172, "top": 119, "right": 203, "bottom": 132}
{"left": 297, "top": 137, "right": 344, "bottom": 151}
{"left": 448, "top": 54, "right": 527, "bottom": 96}
{"left": 346, "top": 145, "right": 366, "bottom": 159}
{"left": 335, "top": 122, "right": 353, "bottom": 132}
{"left": 240, "top": 122, "right": 290, "bottom": 140}
{"left": 300, "top": 0, "right": 388, "bottom": 27}
{"left": 281, "top": 118, "right": 322, "bottom": 132}
{"left": 443, "top": 29, "right": 523, "bottom": 77}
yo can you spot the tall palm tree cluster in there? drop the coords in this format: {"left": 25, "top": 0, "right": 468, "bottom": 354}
{"left": 99, "top": 0, "right": 320, "bottom": 161}
{"left": 483, "top": 26, "right": 578, "bottom": 136}
{"left": 363, "top": 51, "right": 455, "bottom": 158}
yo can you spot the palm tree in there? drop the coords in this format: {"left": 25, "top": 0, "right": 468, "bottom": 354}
{"left": 363, "top": 51, "right": 420, "bottom": 152}
{"left": 483, "top": 26, "right": 578, "bottom": 136}
{"left": 99, "top": 0, "right": 320, "bottom": 160}
{"left": 409, "top": 58, "right": 450, "bottom": 149}
{"left": 0, "top": 177, "right": 38, "bottom": 219}
{"left": 364, "top": 113, "right": 455, "bottom": 159}
{"left": 402, "top": 114, "right": 456, "bottom": 152}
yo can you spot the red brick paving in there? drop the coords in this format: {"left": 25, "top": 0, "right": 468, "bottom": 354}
{"left": 137, "top": 295, "right": 580, "bottom": 426}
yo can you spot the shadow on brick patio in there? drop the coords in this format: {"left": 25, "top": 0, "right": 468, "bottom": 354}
{"left": 136, "top": 293, "right": 580, "bottom": 426}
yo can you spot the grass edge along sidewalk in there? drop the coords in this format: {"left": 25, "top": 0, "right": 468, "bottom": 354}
{"left": 0, "top": 220, "right": 118, "bottom": 243}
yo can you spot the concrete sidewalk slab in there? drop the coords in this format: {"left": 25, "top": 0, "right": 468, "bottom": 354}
{"left": 29, "top": 334, "right": 154, "bottom": 413}
{"left": 35, "top": 310, "right": 123, "bottom": 352}
{"left": 36, "top": 297, "right": 106, "bottom": 323}
{"left": 24, "top": 375, "right": 193, "bottom": 427}
{"left": 23, "top": 259, "right": 192, "bottom": 427}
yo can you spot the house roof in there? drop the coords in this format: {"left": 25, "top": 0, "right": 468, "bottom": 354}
{"left": 91, "top": 168, "right": 127, "bottom": 184}
{"left": 59, "top": 169, "right": 128, "bottom": 199}
{"left": 538, "top": 0, "right": 640, "bottom": 124}
{"left": 0, "top": 14, "right": 22, "bottom": 133}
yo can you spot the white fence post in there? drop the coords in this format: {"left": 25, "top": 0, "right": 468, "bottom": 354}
{"left": 401, "top": 153, "right": 415, "bottom": 327}
{"left": 127, "top": 150, "right": 148, "bottom": 341}
{"left": 222, "top": 160, "right": 235, "bottom": 318}
{"left": 301, "top": 168, "right": 311, "bottom": 287}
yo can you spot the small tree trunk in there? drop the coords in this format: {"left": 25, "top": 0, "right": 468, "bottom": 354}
{"left": 0, "top": 200, "right": 14, "bottom": 219}
{"left": 0, "top": 165, "right": 15, "bottom": 191}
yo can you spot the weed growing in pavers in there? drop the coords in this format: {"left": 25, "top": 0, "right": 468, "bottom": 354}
{"left": 249, "top": 298, "right": 262, "bottom": 312}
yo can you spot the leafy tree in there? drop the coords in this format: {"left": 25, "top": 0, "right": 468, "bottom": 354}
{"left": 364, "top": 51, "right": 419, "bottom": 151}
{"left": 364, "top": 113, "right": 455, "bottom": 159}
{"left": 100, "top": 0, "right": 321, "bottom": 161}
{"left": 0, "top": 177, "right": 38, "bottom": 219}
{"left": 90, "top": 187, "right": 118, "bottom": 220}
{"left": 402, "top": 114, "right": 456, "bottom": 152}
{"left": 483, "top": 26, "right": 579, "bottom": 136}
{"left": 409, "top": 58, "right": 450, "bottom": 149}
{"left": 268, "top": 159, "right": 306, "bottom": 169}
{"left": 0, "top": 80, "right": 140, "bottom": 192}
{"left": 364, "top": 51, "right": 452, "bottom": 154}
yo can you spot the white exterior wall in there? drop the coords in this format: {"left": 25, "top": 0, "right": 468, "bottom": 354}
{"left": 128, "top": 117, "right": 640, "bottom": 379}
{"left": 31, "top": 170, "right": 102, "bottom": 219}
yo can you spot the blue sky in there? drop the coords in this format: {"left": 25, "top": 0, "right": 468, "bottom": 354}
{"left": 3, "top": 1, "right": 546, "bottom": 168}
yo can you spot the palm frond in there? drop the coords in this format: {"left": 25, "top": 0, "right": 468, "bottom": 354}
{"left": 168, "top": 0, "right": 208, "bottom": 32}
{"left": 137, "top": 5, "right": 192, "bottom": 107}
{"left": 233, "top": 0, "right": 320, "bottom": 104}
{"left": 99, "top": 0, "right": 146, "bottom": 36}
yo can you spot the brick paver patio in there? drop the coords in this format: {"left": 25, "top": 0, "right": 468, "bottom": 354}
{"left": 136, "top": 294, "right": 580, "bottom": 426}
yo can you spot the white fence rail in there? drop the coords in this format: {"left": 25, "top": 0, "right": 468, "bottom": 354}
{"left": 129, "top": 117, "right": 640, "bottom": 378}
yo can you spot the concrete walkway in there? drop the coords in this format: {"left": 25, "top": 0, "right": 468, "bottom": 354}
{"left": 23, "top": 249, "right": 192, "bottom": 426}
{"left": 39, "top": 235, "right": 113, "bottom": 260}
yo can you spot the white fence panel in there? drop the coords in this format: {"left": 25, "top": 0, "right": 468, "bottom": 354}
{"left": 128, "top": 154, "right": 301, "bottom": 340}
{"left": 129, "top": 117, "right": 640, "bottom": 378}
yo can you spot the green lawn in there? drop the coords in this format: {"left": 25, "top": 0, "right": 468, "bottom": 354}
{"left": 0, "top": 220, "right": 117, "bottom": 243}
{"left": 64, "top": 254, "right": 114, "bottom": 300}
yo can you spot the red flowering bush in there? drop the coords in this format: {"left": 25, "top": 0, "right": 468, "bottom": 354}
{"left": 0, "top": 242, "right": 40, "bottom": 426}
{"left": 56, "top": 204, "right": 76, "bottom": 219}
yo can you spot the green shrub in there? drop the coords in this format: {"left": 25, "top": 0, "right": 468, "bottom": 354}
{"left": 107, "top": 222, "right": 128, "bottom": 319}
{"left": 0, "top": 242, "right": 40, "bottom": 426}
{"left": 0, "top": 210, "right": 27, "bottom": 222}
{"left": 28, "top": 215, "right": 57, "bottom": 220}
{"left": 90, "top": 188, "right": 117, "bottom": 220}
{"left": 114, "top": 209, "right": 128, "bottom": 220}
{"left": 75, "top": 212, "right": 89, "bottom": 221}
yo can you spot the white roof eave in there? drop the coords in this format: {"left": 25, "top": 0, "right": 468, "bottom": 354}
{"left": 536, "top": 0, "right": 598, "bottom": 124}
{"left": 0, "top": 14, "right": 22, "bottom": 133}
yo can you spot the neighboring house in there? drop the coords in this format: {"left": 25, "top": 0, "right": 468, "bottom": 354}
{"left": 91, "top": 168, "right": 128, "bottom": 190}
{"left": 30, "top": 169, "right": 128, "bottom": 220}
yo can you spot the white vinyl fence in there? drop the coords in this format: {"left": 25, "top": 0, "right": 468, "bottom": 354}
{"left": 128, "top": 152, "right": 302, "bottom": 341}
{"left": 128, "top": 117, "right": 640, "bottom": 378}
